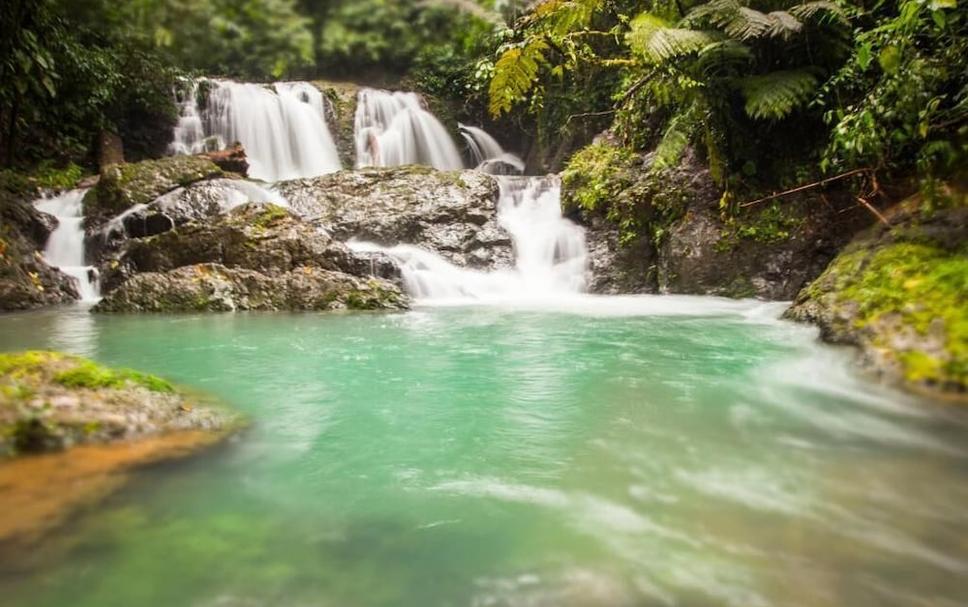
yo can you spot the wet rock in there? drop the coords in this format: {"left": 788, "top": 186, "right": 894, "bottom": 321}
{"left": 83, "top": 155, "right": 223, "bottom": 222}
{"left": 0, "top": 351, "right": 241, "bottom": 456}
{"left": 785, "top": 191, "right": 967, "bottom": 397}
{"left": 0, "top": 192, "right": 79, "bottom": 311}
{"left": 313, "top": 81, "right": 361, "bottom": 167}
{"left": 275, "top": 166, "right": 513, "bottom": 270}
{"left": 202, "top": 142, "right": 249, "bottom": 176}
{"left": 98, "top": 203, "right": 401, "bottom": 294}
{"left": 94, "top": 263, "right": 407, "bottom": 313}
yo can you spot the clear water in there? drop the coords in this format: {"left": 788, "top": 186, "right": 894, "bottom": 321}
{"left": 1, "top": 301, "right": 966, "bottom": 607}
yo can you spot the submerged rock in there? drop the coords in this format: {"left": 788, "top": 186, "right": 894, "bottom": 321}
{"left": 95, "top": 263, "right": 407, "bottom": 312}
{"left": 275, "top": 166, "right": 513, "bottom": 270}
{"left": 0, "top": 192, "right": 79, "bottom": 311}
{"left": 0, "top": 351, "right": 240, "bottom": 456}
{"left": 785, "top": 190, "right": 967, "bottom": 397}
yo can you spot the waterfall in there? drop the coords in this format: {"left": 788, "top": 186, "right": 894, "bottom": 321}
{"left": 34, "top": 190, "right": 100, "bottom": 302}
{"left": 459, "top": 123, "right": 525, "bottom": 174}
{"left": 349, "top": 176, "right": 587, "bottom": 302}
{"left": 354, "top": 89, "right": 464, "bottom": 171}
{"left": 169, "top": 79, "right": 342, "bottom": 182}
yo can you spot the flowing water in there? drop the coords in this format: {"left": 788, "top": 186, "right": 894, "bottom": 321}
{"left": 169, "top": 80, "right": 342, "bottom": 182}
{"left": 0, "top": 302, "right": 966, "bottom": 607}
{"left": 350, "top": 176, "right": 586, "bottom": 300}
{"left": 33, "top": 190, "right": 100, "bottom": 301}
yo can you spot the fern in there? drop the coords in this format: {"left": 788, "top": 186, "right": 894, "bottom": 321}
{"left": 789, "top": 1, "right": 848, "bottom": 23}
{"left": 739, "top": 69, "right": 819, "bottom": 120}
{"left": 488, "top": 39, "right": 550, "bottom": 117}
{"left": 628, "top": 14, "right": 717, "bottom": 63}
{"left": 653, "top": 106, "right": 699, "bottom": 169}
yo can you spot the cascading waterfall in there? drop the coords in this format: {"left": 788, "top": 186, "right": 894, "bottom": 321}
{"left": 169, "top": 79, "right": 342, "bottom": 182}
{"left": 34, "top": 190, "right": 100, "bottom": 302}
{"left": 459, "top": 123, "right": 525, "bottom": 174}
{"left": 350, "top": 176, "right": 587, "bottom": 302}
{"left": 354, "top": 89, "right": 465, "bottom": 171}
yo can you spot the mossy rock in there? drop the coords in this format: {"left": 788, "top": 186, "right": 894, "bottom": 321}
{"left": 0, "top": 351, "right": 241, "bottom": 456}
{"left": 786, "top": 191, "right": 968, "bottom": 397}
{"left": 84, "top": 155, "right": 222, "bottom": 219}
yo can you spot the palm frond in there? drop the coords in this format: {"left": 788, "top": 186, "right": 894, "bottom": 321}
{"left": 739, "top": 69, "right": 819, "bottom": 120}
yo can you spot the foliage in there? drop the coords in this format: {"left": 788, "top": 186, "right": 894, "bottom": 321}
{"left": 820, "top": 0, "right": 968, "bottom": 181}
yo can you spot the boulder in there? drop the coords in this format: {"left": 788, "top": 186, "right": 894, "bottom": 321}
{"left": 0, "top": 350, "right": 240, "bottom": 456}
{"left": 202, "top": 142, "right": 249, "bottom": 176}
{"left": 98, "top": 203, "right": 401, "bottom": 294}
{"left": 94, "top": 263, "right": 407, "bottom": 313}
{"left": 0, "top": 192, "right": 79, "bottom": 311}
{"left": 275, "top": 166, "right": 513, "bottom": 270}
{"left": 785, "top": 190, "right": 967, "bottom": 397}
{"left": 83, "top": 155, "right": 223, "bottom": 221}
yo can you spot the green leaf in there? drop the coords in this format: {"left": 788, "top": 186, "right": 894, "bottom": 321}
{"left": 739, "top": 70, "right": 819, "bottom": 120}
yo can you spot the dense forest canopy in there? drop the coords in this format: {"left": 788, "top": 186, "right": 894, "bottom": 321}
{"left": 1, "top": 0, "right": 965, "bottom": 199}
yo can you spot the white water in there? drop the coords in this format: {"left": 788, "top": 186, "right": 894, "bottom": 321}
{"left": 354, "top": 89, "right": 465, "bottom": 170}
{"left": 459, "top": 123, "right": 525, "bottom": 174}
{"left": 34, "top": 190, "right": 100, "bottom": 302}
{"left": 350, "top": 176, "right": 587, "bottom": 302}
{"left": 169, "top": 79, "right": 342, "bottom": 182}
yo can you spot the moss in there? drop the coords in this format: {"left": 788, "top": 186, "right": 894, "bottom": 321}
{"left": 86, "top": 155, "right": 222, "bottom": 217}
{"left": 0, "top": 162, "right": 87, "bottom": 196}
{"left": 717, "top": 202, "right": 805, "bottom": 251}
{"left": 562, "top": 141, "right": 639, "bottom": 215}
{"left": 0, "top": 352, "right": 173, "bottom": 394}
{"left": 816, "top": 242, "right": 967, "bottom": 388}
{"left": 54, "top": 361, "right": 175, "bottom": 393}
{"left": 250, "top": 204, "right": 290, "bottom": 230}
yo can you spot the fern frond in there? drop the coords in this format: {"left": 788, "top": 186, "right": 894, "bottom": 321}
{"left": 628, "top": 13, "right": 717, "bottom": 64}
{"left": 695, "top": 40, "right": 753, "bottom": 76}
{"left": 653, "top": 107, "right": 699, "bottom": 169}
{"left": 739, "top": 69, "right": 819, "bottom": 120}
{"left": 488, "top": 39, "right": 549, "bottom": 117}
{"left": 686, "top": 1, "right": 806, "bottom": 40}
{"left": 789, "top": 1, "right": 848, "bottom": 23}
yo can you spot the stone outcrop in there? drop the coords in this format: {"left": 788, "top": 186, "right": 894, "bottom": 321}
{"left": 785, "top": 190, "right": 967, "bottom": 397}
{"left": 95, "top": 203, "right": 406, "bottom": 312}
{"left": 95, "top": 263, "right": 406, "bottom": 313}
{"left": 313, "top": 81, "right": 361, "bottom": 167}
{"left": 0, "top": 350, "right": 240, "bottom": 456}
{"left": 566, "top": 143, "right": 871, "bottom": 299}
{"left": 276, "top": 166, "right": 512, "bottom": 269}
{"left": 0, "top": 191, "right": 79, "bottom": 311}
{"left": 83, "top": 155, "right": 224, "bottom": 222}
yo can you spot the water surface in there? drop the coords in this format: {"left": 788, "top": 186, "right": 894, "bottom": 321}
{"left": 1, "top": 299, "right": 966, "bottom": 607}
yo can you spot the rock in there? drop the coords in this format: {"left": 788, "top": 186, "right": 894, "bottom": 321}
{"left": 97, "top": 130, "right": 125, "bottom": 170}
{"left": 275, "top": 166, "right": 513, "bottom": 270}
{"left": 785, "top": 190, "right": 967, "bottom": 397}
{"left": 565, "top": 141, "right": 869, "bottom": 299}
{"left": 0, "top": 351, "right": 241, "bottom": 456}
{"left": 202, "top": 142, "right": 249, "bottom": 175}
{"left": 94, "top": 178, "right": 284, "bottom": 251}
{"left": 0, "top": 191, "right": 79, "bottom": 311}
{"left": 83, "top": 155, "right": 223, "bottom": 221}
{"left": 313, "top": 81, "right": 361, "bottom": 167}
{"left": 98, "top": 203, "right": 401, "bottom": 293}
{"left": 94, "top": 263, "right": 407, "bottom": 313}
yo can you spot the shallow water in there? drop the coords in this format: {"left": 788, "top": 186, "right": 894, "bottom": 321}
{"left": 1, "top": 299, "right": 966, "bottom": 607}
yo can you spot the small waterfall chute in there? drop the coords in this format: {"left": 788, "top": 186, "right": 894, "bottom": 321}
{"left": 169, "top": 79, "right": 342, "bottom": 182}
{"left": 459, "top": 123, "right": 525, "bottom": 174}
{"left": 354, "top": 89, "right": 464, "bottom": 171}
{"left": 34, "top": 190, "right": 100, "bottom": 302}
{"left": 348, "top": 176, "right": 587, "bottom": 303}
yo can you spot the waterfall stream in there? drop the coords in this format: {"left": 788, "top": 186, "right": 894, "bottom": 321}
{"left": 350, "top": 176, "right": 587, "bottom": 301}
{"left": 169, "top": 80, "right": 342, "bottom": 182}
{"left": 34, "top": 189, "right": 100, "bottom": 302}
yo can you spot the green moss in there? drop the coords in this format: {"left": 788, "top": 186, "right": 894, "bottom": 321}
{"left": 86, "top": 156, "right": 222, "bottom": 217}
{"left": 0, "top": 351, "right": 66, "bottom": 376}
{"left": 562, "top": 141, "right": 639, "bottom": 215}
{"left": 718, "top": 202, "right": 805, "bottom": 250}
{"left": 54, "top": 360, "right": 175, "bottom": 393}
{"left": 822, "top": 242, "right": 968, "bottom": 387}
{"left": 251, "top": 204, "right": 290, "bottom": 230}
{"left": 0, "top": 162, "right": 87, "bottom": 196}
